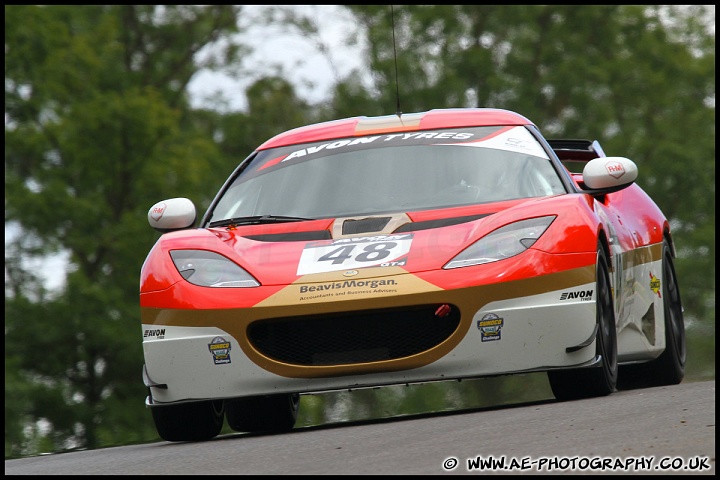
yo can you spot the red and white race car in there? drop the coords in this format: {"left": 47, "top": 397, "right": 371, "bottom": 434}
{"left": 140, "top": 108, "right": 686, "bottom": 441}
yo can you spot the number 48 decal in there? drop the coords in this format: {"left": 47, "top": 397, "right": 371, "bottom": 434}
{"left": 297, "top": 235, "right": 413, "bottom": 275}
{"left": 319, "top": 242, "right": 398, "bottom": 264}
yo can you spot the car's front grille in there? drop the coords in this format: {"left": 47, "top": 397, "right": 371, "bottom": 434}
{"left": 247, "top": 304, "right": 461, "bottom": 366}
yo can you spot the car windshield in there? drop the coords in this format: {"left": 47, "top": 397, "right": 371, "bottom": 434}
{"left": 207, "top": 125, "right": 567, "bottom": 222}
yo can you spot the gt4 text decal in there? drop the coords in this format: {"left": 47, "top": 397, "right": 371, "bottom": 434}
{"left": 297, "top": 234, "right": 413, "bottom": 275}
{"left": 208, "top": 336, "right": 231, "bottom": 365}
{"left": 478, "top": 313, "right": 504, "bottom": 342}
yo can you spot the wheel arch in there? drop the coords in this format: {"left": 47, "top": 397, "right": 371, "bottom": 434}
{"left": 663, "top": 229, "right": 678, "bottom": 258}
{"left": 596, "top": 227, "right": 612, "bottom": 268}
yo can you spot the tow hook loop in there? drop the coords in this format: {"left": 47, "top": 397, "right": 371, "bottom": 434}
{"left": 435, "top": 304, "right": 451, "bottom": 318}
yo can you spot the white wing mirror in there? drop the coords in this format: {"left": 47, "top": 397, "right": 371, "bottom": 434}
{"left": 582, "top": 157, "right": 638, "bottom": 191}
{"left": 148, "top": 198, "right": 197, "bottom": 232}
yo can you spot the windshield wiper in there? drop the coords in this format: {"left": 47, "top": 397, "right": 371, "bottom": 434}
{"left": 208, "top": 215, "right": 315, "bottom": 228}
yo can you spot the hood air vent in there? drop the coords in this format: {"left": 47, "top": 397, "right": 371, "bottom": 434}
{"left": 342, "top": 217, "right": 392, "bottom": 235}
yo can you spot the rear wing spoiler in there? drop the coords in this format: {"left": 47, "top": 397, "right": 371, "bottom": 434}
{"left": 547, "top": 139, "right": 606, "bottom": 161}
{"left": 547, "top": 139, "right": 607, "bottom": 174}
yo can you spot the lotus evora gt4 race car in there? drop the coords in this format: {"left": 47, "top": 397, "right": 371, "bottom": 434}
{"left": 140, "top": 108, "right": 686, "bottom": 442}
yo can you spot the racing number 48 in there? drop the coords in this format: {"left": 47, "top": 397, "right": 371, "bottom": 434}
{"left": 318, "top": 242, "right": 397, "bottom": 265}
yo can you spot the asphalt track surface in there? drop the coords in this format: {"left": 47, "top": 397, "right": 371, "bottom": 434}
{"left": 5, "top": 380, "right": 715, "bottom": 475}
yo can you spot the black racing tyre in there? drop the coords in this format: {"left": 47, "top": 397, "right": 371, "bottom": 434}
{"left": 226, "top": 393, "right": 300, "bottom": 433}
{"left": 548, "top": 244, "right": 618, "bottom": 401}
{"left": 617, "top": 239, "right": 686, "bottom": 390}
{"left": 151, "top": 399, "right": 225, "bottom": 442}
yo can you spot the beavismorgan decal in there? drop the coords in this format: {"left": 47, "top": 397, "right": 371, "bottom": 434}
{"left": 255, "top": 266, "right": 444, "bottom": 307}
{"left": 298, "top": 278, "right": 399, "bottom": 302}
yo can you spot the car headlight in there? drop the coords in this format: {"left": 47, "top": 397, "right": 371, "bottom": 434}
{"left": 170, "top": 250, "right": 260, "bottom": 287}
{"left": 443, "top": 216, "right": 556, "bottom": 269}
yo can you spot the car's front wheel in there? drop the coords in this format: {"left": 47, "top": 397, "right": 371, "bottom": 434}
{"left": 548, "top": 244, "right": 618, "bottom": 401}
{"left": 617, "top": 238, "right": 686, "bottom": 390}
{"left": 151, "top": 399, "right": 225, "bottom": 442}
{"left": 226, "top": 393, "right": 300, "bottom": 433}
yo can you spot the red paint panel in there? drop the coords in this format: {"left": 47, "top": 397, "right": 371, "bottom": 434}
{"left": 257, "top": 108, "right": 533, "bottom": 150}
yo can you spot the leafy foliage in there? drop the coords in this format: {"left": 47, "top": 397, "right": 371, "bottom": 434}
{"left": 5, "top": 5, "right": 245, "bottom": 457}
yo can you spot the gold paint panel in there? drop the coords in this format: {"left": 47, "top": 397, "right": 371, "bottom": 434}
{"left": 256, "top": 267, "right": 440, "bottom": 308}
{"left": 622, "top": 243, "right": 662, "bottom": 269}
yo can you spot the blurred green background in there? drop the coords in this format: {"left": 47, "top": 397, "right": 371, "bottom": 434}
{"left": 5, "top": 5, "right": 714, "bottom": 458}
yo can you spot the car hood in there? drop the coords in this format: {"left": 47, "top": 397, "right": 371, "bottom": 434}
{"left": 156, "top": 194, "right": 597, "bottom": 287}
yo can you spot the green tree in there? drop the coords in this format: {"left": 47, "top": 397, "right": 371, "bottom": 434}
{"left": 5, "top": 5, "right": 247, "bottom": 457}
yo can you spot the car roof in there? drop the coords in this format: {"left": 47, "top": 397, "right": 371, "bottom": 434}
{"left": 257, "top": 108, "right": 535, "bottom": 150}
